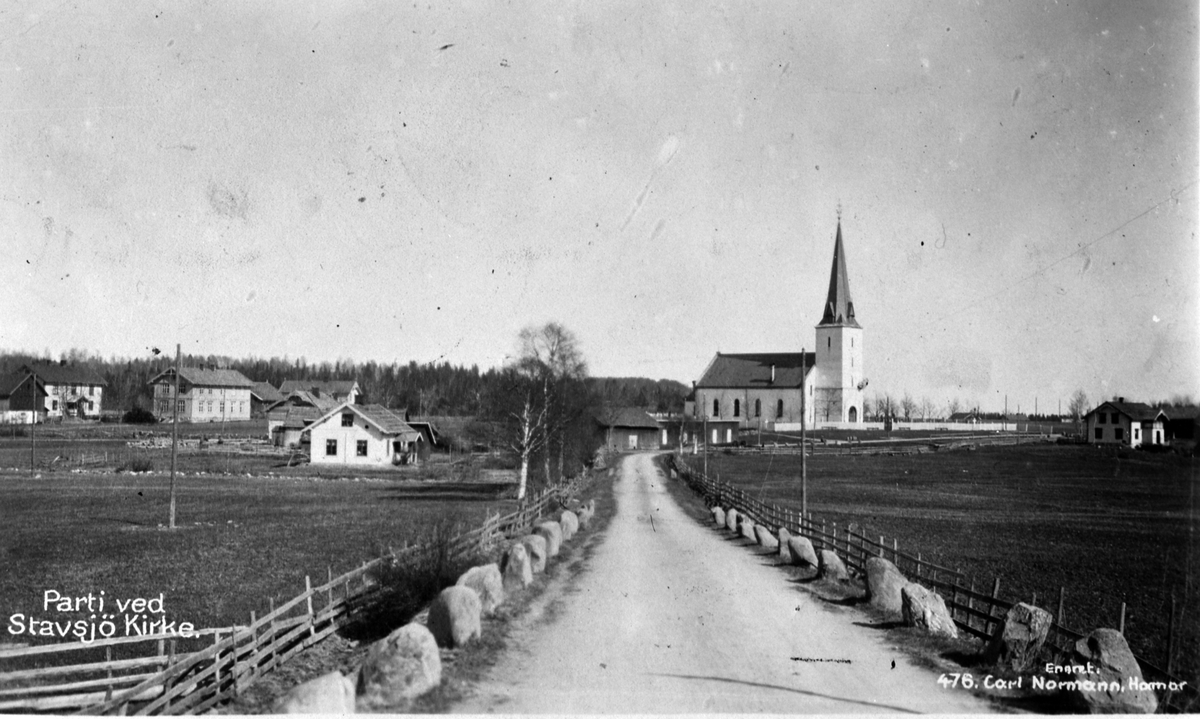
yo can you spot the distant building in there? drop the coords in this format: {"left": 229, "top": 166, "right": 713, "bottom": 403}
{"left": 1083, "top": 399, "right": 1167, "bottom": 447}
{"left": 0, "top": 372, "right": 48, "bottom": 423}
{"left": 691, "top": 219, "right": 865, "bottom": 431}
{"left": 148, "top": 366, "right": 253, "bottom": 422}
{"left": 306, "top": 402, "right": 423, "bottom": 466}
{"left": 17, "top": 362, "right": 107, "bottom": 419}
{"left": 266, "top": 391, "right": 341, "bottom": 447}
{"left": 595, "top": 407, "right": 663, "bottom": 452}
{"left": 249, "top": 382, "right": 284, "bottom": 417}
{"left": 278, "top": 380, "right": 360, "bottom": 405}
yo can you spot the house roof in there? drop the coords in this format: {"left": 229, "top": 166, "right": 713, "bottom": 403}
{"left": 695, "top": 352, "right": 815, "bottom": 389}
{"left": 266, "top": 390, "right": 340, "bottom": 414}
{"left": 20, "top": 363, "right": 107, "bottom": 386}
{"left": 149, "top": 367, "right": 253, "bottom": 388}
{"left": 278, "top": 380, "right": 358, "bottom": 397}
{"left": 818, "top": 221, "right": 861, "bottom": 328}
{"left": 250, "top": 381, "right": 284, "bottom": 403}
{"left": 595, "top": 407, "right": 661, "bottom": 429}
{"left": 1088, "top": 401, "right": 1167, "bottom": 422}
{"left": 308, "top": 402, "right": 421, "bottom": 440}
{"left": 267, "top": 404, "right": 325, "bottom": 430}
{"left": 0, "top": 373, "right": 41, "bottom": 399}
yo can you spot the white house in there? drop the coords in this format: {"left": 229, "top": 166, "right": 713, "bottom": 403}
{"left": 306, "top": 402, "right": 423, "bottom": 466}
{"left": 1084, "top": 400, "right": 1167, "bottom": 448}
{"left": 18, "top": 363, "right": 107, "bottom": 419}
{"left": 148, "top": 366, "right": 253, "bottom": 423}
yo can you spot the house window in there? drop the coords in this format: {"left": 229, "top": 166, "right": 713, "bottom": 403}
{"left": 219, "top": 402, "right": 225, "bottom": 413}
{"left": 1094, "top": 428, "right": 1102, "bottom": 440}
{"left": 776, "top": 399, "right": 784, "bottom": 418}
{"left": 1134, "top": 428, "right": 1140, "bottom": 441}
{"left": 326, "top": 439, "right": 338, "bottom": 456}
{"left": 176, "top": 400, "right": 184, "bottom": 412}
{"left": 342, "top": 413, "right": 354, "bottom": 427}
{"left": 733, "top": 399, "right": 740, "bottom": 417}
{"left": 52, "top": 400, "right": 59, "bottom": 410}
{"left": 712, "top": 399, "right": 719, "bottom": 417}
{"left": 356, "top": 440, "right": 368, "bottom": 456}
{"left": 754, "top": 398, "right": 761, "bottom": 417}
{"left": 1098, "top": 412, "right": 1106, "bottom": 424}
{"left": 1115, "top": 427, "right": 1124, "bottom": 441}
{"left": 828, "top": 337, "right": 831, "bottom": 349}
{"left": 87, "top": 401, "right": 94, "bottom": 411}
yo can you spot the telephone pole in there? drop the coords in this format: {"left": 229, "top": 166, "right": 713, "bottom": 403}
{"left": 169, "top": 344, "right": 180, "bottom": 529}
{"left": 801, "top": 347, "right": 807, "bottom": 518}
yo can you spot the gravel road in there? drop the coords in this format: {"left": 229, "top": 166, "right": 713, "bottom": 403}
{"left": 453, "top": 452, "right": 992, "bottom": 714}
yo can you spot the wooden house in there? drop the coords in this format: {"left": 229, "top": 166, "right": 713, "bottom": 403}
{"left": 147, "top": 366, "right": 253, "bottom": 423}
{"left": 306, "top": 402, "right": 423, "bottom": 466}
{"left": 1083, "top": 399, "right": 1167, "bottom": 448}
{"left": 18, "top": 363, "right": 107, "bottom": 419}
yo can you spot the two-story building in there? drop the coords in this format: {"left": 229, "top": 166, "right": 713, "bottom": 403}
{"left": 306, "top": 402, "right": 423, "bottom": 466}
{"left": 148, "top": 366, "right": 254, "bottom": 422}
{"left": 16, "top": 363, "right": 107, "bottom": 419}
{"left": 1083, "top": 399, "right": 1167, "bottom": 448}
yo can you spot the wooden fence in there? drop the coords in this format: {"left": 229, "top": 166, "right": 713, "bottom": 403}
{"left": 669, "top": 454, "right": 1197, "bottom": 713}
{"left": 0, "top": 476, "right": 587, "bottom": 715}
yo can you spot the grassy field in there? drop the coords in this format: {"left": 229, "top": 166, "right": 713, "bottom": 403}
{"left": 689, "top": 443, "right": 1199, "bottom": 686}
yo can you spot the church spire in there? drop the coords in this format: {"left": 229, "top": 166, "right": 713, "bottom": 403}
{"left": 818, "top": 218, "right": 860, "bottom": 327}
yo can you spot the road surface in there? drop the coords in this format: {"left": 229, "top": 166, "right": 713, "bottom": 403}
{"left": 453, "top": 453, "right": 992, "bottom": 714}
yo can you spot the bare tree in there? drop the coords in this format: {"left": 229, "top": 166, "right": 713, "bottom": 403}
{"left": 919, "top": 396, "right": 935, "bottom": 421}
{"left": 947, "top": 397, "right": 962, "bottom": 419}
{"left": 900, "top": 393, "right": 916, "bottom": 422}
{"left": 1068, "top": 389, "right": 1089, "bottom": 433}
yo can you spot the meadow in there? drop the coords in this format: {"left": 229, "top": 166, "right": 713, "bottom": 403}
{"left": 693, "top": 443, "right": 1198, "bottom": 686}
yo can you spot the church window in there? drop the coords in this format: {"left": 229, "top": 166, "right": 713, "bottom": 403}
{"left": 776, "top": 399, "right": 784, "bottom": 418}
{"left": 733, "top": 399, "right": 740, "bottom": 417}
{"left": 754, "top": 398, "right": 761, "bottom": 417}
{"left": 712, "top": 399, "right": 719, "bottom": 417}
{"left": 827, "top": 337, "right": 831, "bottom": 349}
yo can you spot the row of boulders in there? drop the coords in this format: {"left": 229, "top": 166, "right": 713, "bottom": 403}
{"left": 707, "top": 503, "right": 1158, "bottom": 714}
{"left": 275, "top": 500, "right": 598, "bottom": 714}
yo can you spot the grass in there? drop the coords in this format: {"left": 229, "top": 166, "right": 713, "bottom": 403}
{"left": 681, "top": 443, "right": 1199, "bottom": 691}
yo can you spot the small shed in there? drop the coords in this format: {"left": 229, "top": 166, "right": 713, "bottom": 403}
{"left": 595, "top": 407, "right": 662, "bottom": 452}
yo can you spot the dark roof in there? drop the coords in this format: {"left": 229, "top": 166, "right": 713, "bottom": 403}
{"left": 267, "top": 404, "right": 325, "bottom": 430}
{"left": 948, "top": 411, "right": 980, "bottom": 420}
{"left": 308, "top": 402, "right": 421, "bottom": 440}
{"left": 595, "top": 407, "right": 661, "bottom": 429}
{"left": 20, "top": 363, "right": 107, "bottom": 386}
{"left": 278, "top": 380, "right": 358, "bottom": 398}
{"left": 695, "top": 352, "right": 814, "bottom": 389}
{"left": 266, "top": 391, "right": 340, "bottom": 414}
{"left": 818, "top": 221, "right": 861, "bottom": 328}
{"left": 149, "top": 367, "right": 253, "bottom": 388}
{"left": 1088, "top": 401, "right": 1167, "bottom": 422}
{"left": 0, "top": 373, "right": 40, "bottom": 398}
{"left": 250, "top": 382, "right": 284, "bottom": 403}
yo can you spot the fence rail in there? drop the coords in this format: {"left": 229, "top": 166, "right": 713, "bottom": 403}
{"left": 0, "top": 473, "right": 589, "bottom": 714}
{"left": 668, "top": 454, "right": 1196, "bottom": 713}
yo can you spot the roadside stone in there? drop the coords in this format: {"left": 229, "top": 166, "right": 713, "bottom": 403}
{"left": 273, "top": 670, "right": 355, "bottom": 714}
{"left": 518, "top": 534, "right": 548, "bottom": 573}
{"left": 865, "top": 557, "right": 908, "bottom": 614}
{"left": 500, "top": 543, "right": 533, "bottom": 591}
{"left": 1067, "top": 628, "right": 1157, "bottom": 714}
{"left": 777, "top": 527, "right": 791, "bottom": 559}
{"left": 754, "top": 523, "right": 779, "bottom": 550}
{"left": 817, "top": 549, "right": 849, "bottom": 581}
{"left": 577, "top": 505, "right": 594, "bottom": 528}
{"left": 534, "top": 521, "right": 563, "bottom": 557}
{"left": 901, "top": 583, "right": 958, "bottom": 638}
{"left": 356, "top": 623, "right": 441, "bottom": 710}
{"left": 426, "top": 586, "right": 482, "bottom": 648}
{"left": 711, "top": 506, "right": 725, "bottom": 527}
{"left": 725, "top": 508, "right": 739, "bottom": 532}
{"left": 559, "top": 510, "right": 579, "bottom": 540}
{"left": 456, "top": 564, "right": 505, "bottom": 616}
{"left": 985, "top": 602, "right": 1053, "bottom": 672}
{"left": 787, "top": 536, "right": 818, "bottom": 567}
{"left": 738, "top": 515, "right": 756, "bottom": 541}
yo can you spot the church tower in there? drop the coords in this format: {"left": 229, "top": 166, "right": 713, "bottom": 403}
{"left": 812, "top": 219, "right": 864, "bottom": 424}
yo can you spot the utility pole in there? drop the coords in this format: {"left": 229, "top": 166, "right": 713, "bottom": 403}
{"left": 801, "top": 347, "right": 807, "bottom": 518}
{"left": 169, "top": 344, "right": 180, "bottom": 530}
{"left": 29, "top": 371, "right": 36, "bottom": 478}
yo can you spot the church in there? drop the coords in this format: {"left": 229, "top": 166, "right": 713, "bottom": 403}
{"left": 688, "top": 219, "right": 865, "bottom": 434}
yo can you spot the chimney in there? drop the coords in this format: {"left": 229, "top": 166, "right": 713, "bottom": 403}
{"left": 1117, "top": 396, "right": 1125, "bottom": 403}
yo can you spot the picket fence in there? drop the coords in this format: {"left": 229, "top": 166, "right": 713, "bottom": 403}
{"left": 0, "top": 476, "right": 585, "bottom": 715}
{"left": 669, "top": 454, "right": 1197, "bottom": 714}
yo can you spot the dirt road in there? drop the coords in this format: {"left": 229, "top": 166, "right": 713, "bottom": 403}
{"left": 453, "top": 453, "right": 991, "bottom": 714}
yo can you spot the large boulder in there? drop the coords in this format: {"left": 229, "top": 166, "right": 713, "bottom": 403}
{"left": 754, "top": 524, "right": 779, "bottom": 550}
{"left": 739, "top": 516, "right": 756, "bottom": 541}
{"left": 787, "top": 536, "right": 819, "bottom": 568}
{"left": 274, "top": 670, "right": 356, "bottom": 714}
{"left": 356, "top": 623, "right": 441, "bottom": 710}
{"left": 711, "top": 506, "right": 726, "bottom": 527}
{"left": 559, "top": 510, "right": 579, "bottom": 540}
{"left": 534, "top": 521, "right": 563, "bottom": 557}
{"left": 518, "top": 534, "right": 548, "bottom": 573}
{"left": 985, "top": 602, "right": 1053, "bottom": 672}
{"left": 777, "top": 527, "right": 792, "bottom": 559}
{"left": 426, "top": 586, "right": 482, "bottom": 648}
{"left": 500, "top": 543, "right": 533, "bottom": 591}
{"left": 1067, "top": 628, "right": 1157, "bottom": 714}
{"left": 865, "top": 557, "right": 908, "bottom": 614}
{"left": 817, "top": 549, "right": 849, "bottom": 582}
{"left": 901, "top": 583, "right": 958, "bottom": 638}
{"left": 456, "top": 564, "right": 505, "bottom": 616}
{"left": 725, "top": 508, "right": 739, "bottom": 532}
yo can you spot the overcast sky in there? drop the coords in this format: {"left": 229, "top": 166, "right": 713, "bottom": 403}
{"left": 2, "top": 1, "right": 1197, "bottom": 413}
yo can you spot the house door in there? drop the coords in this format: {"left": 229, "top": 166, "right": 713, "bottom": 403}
{"left": 848, "top": 406, "right": 858, "bottom": 423}
{"left": 628, "top": 433, "right": 638, "bottom": 449}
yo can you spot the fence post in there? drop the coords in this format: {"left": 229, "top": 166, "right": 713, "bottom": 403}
{"left": 893, "top": 538, "right": 899, "bottom": 566}
{"left": 988, "top": 577, "right": 1002, "bottom": 637}
{"left": 1057, "top": 587, "right": 1065, "bottom": 626}
{"left": 879, "top": 535, "right": 884, "bottom": 558}
{"left": 968, "top": 578, "right": 976, "bottom": 632}
{"left": 268, "top": 598, "right": 276, "bottom": 670}
{"left": 1118, "top": 602, "right": 1126, "bottom": 635}
{"left": 1167, "top": 596, "right": 1176, "bottom": 674}
{"left": 247, "top": 610, "right": 257, "bottom": 683}
{"left": 213, "top": 631, "right": 222, "bottom": 697}
{"left": 916, "top": 552, "right": 922, "bottom": 579}
{"left": 105, "top": 645, "right": 113, "bottom": 701}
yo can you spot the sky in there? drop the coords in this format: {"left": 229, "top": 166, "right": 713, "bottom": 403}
{"left": 2, "top": 0, "right": 1197, "bottom": 414}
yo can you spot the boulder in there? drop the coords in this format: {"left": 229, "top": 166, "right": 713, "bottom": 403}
{"left": 777, "top": 527, "right": 791, "bottom": 559}
{"left": 534, "top": 521, "right": 563, "bottom": 557}
{"left": 500, "top": 543, "right": 533, "bottom": 591}
{"left": 725, "top": 508, "right": 739, "bottom": 532}
{"left": 1067, "top": 628, "right": 1157, "bottom": 714}
{"left": 901, "top": 583, "right": 958, "bottom": 638}
{"left": 739, "top": 516, "right": 756, "bottom": 541}
{"left": 711, "top": 506, "right": 726, "bottom": 527}
{"left": 754, "top": 524, "right": 779, "bottom": 550}
{"left": 817, "top": 549, "right": 849, "bottom": 581}
{"left": 426, "top": 585, "right": 482, "bottom": 648}
{"left": 356, "top": 623, "right": 441, "bottom": 709}
{"left": 787, "top": 536, "right": 819, "bottom": 567}
{"left": 559, "top": 510, "right": 579, "bottom": 540}
{"left": 985, "top": 602, "right": 1053, "bottom": 672}
{"left": 518, "top": 535, "right": 547, "bottom": 573}
{"left": 456, "top": 564, "right": 505, "bottom": 616}
{"left": 865, "top": 557, "right": 908, "bottom": 614}
{"left": 273, "top": 670, "right": 356, "bottom": 714}
{"left": 577, "top": 505, "right": 594, "bottom": 529}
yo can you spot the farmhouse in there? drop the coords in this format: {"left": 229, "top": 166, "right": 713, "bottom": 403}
{"left": 148, "top": 366, "right": 253, "bottom": 423}
{"left": 16, "top": 363, "right": 107, "bottom": 419}
{"left": 306, "top": 402, "right": 423, "bottom": 466}
{"left": 691, "top": 218, "right": 865, "bottom": 432}
{"left": 1083, "top": 399, "right": 1167, "bottom": 448}
{"left": 278, "top": 380, "right": 360, "bottom": 405}
{"left": 0, "top": 372, "right": 48, "bottom": 423}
